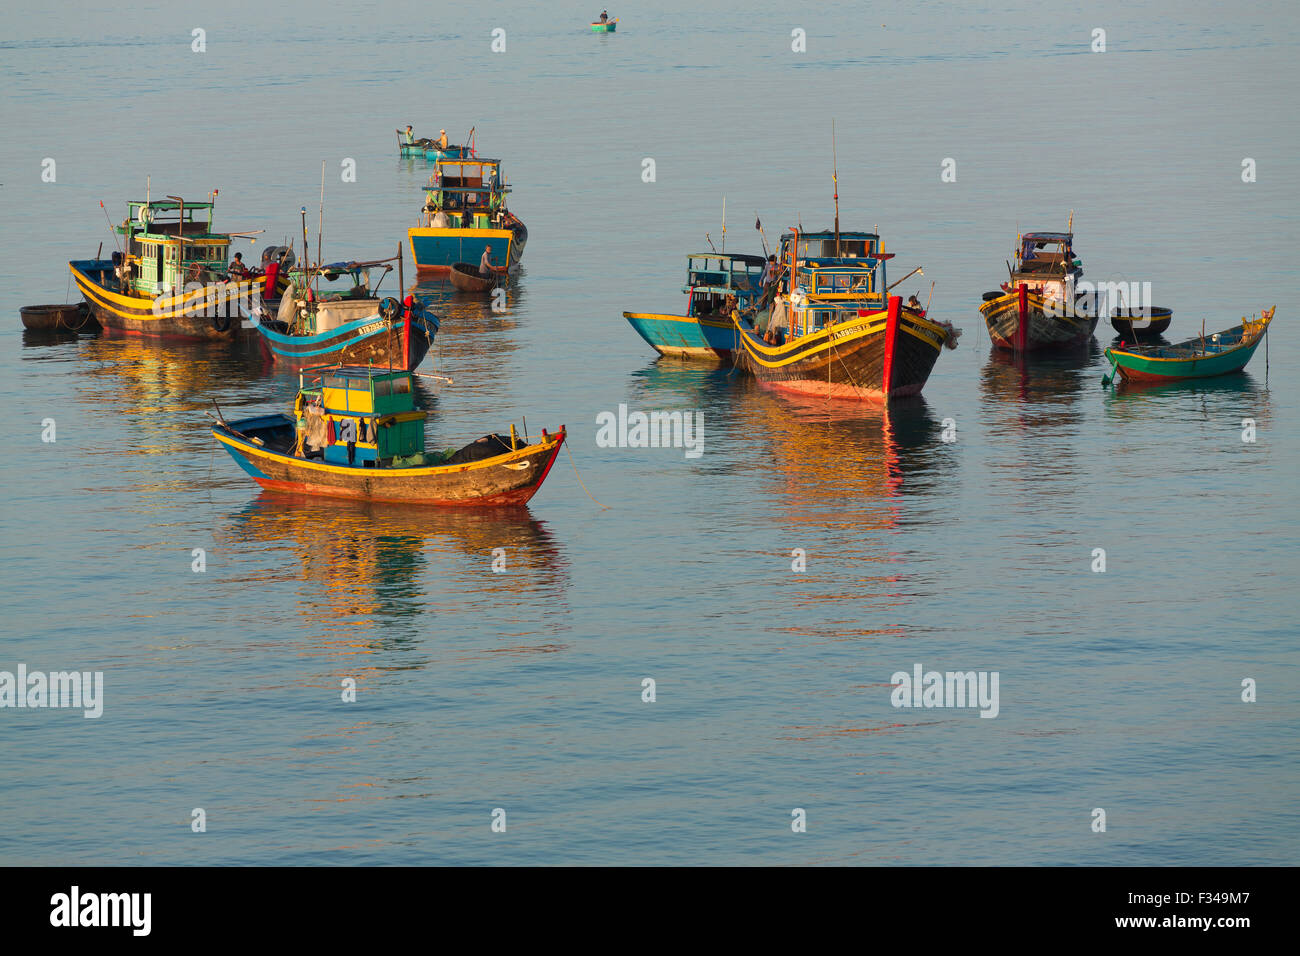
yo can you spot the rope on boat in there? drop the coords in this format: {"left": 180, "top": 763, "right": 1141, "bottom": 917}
{"left": 566, "top": 443, "right": 608, "bottom": 510}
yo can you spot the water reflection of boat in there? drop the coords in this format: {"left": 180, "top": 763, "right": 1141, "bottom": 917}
{"left": 221, "top": 494, "right": 569, "bottom": 632}
{"left": 739, "top": 385, "right": 943, "bottom": 515}
{"left": 979, "top": 341, "right": 1101, "bottom": 409}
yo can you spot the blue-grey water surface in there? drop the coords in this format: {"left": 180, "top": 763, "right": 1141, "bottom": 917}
{"left": 1, "top": 0, "right": 1297, "bottom": 864}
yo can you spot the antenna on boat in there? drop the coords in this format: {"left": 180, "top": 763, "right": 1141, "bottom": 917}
{"left": 317, "top": 160, "right": 325, "bottom": 303}
{"left": 1067, "top": 209, "right": 1074, "bottom": 233}
{"left": 705, "top": 232, "right": 717, "bottom": 254}
{"left": 832, "top": 120, "right": 840, "bottom": 256}
{"left": 721, "top": 196, "right": 726, "bottom": 254}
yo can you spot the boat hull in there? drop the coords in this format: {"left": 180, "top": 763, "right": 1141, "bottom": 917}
{"left": 622, "top": 310, "right": 738, "bottom": 361}
{"left": 1107, "top": 340, "right": 1263, "bottom": 382}
{"left": 399, "top": 143, "right": 471, "bottom": 161}
{"left": 734, "top": 297, "right": 950, "bottom": 401}
{"left": 591, "top": 21, "right": 616, "bottom": 32}
{"left": 256, "top": 311, "right": 437, "bottom": 371}
{"left": 214, "top": 416, "right": 566, "bottom": 507}
{"left": 408, "top": 224, "right": 526, "bottom": 275}
{"left": 980, "top": 287, "right": 1098, "bottom": 351}
{"left": 70, "top": 260, "right": 265, "bottom": 341}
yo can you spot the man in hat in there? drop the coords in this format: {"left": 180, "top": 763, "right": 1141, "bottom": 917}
{"left": 437, "top": 129, "right": 449, "bottom": 149}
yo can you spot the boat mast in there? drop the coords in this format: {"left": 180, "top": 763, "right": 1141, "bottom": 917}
{"left": 832, "top": 120, "right": 840, "bottom": 257}
{"left": 317, "top": 160, "right": 325, "bottom": 303}
{"left": 721, "top": 196, "right": 726, "bottom": 254}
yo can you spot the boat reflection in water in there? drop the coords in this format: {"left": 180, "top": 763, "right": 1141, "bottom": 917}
{"left": 978, "top": 339, "right": 1102, "bottom": 414}
{"left": 220, "top": 493, "right": 570, "bottom": 648}
{"left": 1104, "top": 369, "right": 1272, "bottom": 426}
{"left": 729, "top": 384, "right": 949, "bottom": 640}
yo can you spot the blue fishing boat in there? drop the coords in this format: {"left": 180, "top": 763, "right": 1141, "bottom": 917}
{"left": 408, "top": 156, "right": 527, "bottom": 275}
{"left": 396, "top": 127, "right": 475, "bottom": 161}
{"left": 256, "top": 254, "right": 438, "bottom": 371}
{"left": 623, "top": 252, "right": 767, "bottom": 361}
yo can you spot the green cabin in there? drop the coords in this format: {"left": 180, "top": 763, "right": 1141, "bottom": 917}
{"left": 299, "top": 365, "right": 427, "bottom": 467}
{"left": 115, "top": 198, "right": 235, "bottom": 296}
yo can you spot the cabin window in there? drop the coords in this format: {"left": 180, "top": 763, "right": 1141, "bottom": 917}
{"left": 373, "top": 378, "right": 391, "bottom": 398}
{"left": 390, "top": 376, "right": 411, "bottom": 394}
{"left": 348, "top": 377, "right": 368, "bottom": 390}
{"left": 325, "top": 375, "right": 345, "bottom": 390}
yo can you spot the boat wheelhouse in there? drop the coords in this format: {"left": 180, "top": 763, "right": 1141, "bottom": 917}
{"left": 979, "top": 229, "right": 1098, "bottom": 351}
{"left": 407, "top": 157, "right": 527, "bottom": 274}
{"left": 623, "top": 252, "right": 766, "bottom": 361}
{"left": 212, "top": 363, "right": 566, "bottom": 506}
{"left": 69, "top": 196, "right": 265, "bottom": 339}
{"left": 731, "top": 229, "right": 959, "bottom": 401}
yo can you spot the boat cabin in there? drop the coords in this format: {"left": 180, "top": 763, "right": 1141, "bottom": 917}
{"left": 115, "top": 198, "right": 237, "bottom": 296}
{"left": 297, "top": 364, "right": 426, "bottom": 467}
{"left": 1013, "top": 232, "right": 1081, "bottom": 277}
{"left": 682, "top": 253, "right": 765, "bottom": 317}
{"left": 421, "top": 158, "right": 511, "bottom": 229}
{"left": 781, "top": 230, "right": 886, "bottom": 262}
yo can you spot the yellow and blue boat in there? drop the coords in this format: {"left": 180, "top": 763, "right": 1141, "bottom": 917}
{"left": 623, "top": 252, "right": 767, "bottom": 361}
{"left": 69, "top": 195, "right": 265, "bottom": 340}
{"left": 408, "top": 156, "right": 527, "bottom": 275}
{"left": 213, "top": 364, "right": 566, "bottom": 507}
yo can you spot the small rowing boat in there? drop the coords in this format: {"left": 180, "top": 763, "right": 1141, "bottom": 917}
{"left": 1110, "top": 306, "right": 1172, "bottom": 339}
{"left": 20, "top": 302, "right": 99, "bottom": 332}
{"left": 212, "top": 364, "right": 566, "bottom": 507}
{"left": 1104, "top": 308, "right": 1274, "bottom": 384}
{"left": 449, "top": 261, "right": 505, "bottom": 293}
{"left": 591, "top": 17, "right": 617, "bottom": 32}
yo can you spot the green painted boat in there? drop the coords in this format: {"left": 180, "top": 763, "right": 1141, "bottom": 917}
{"left": 1104, "top": 307, "right": 1274, "bottom": 384}
{"left": 590, "top": 17, "right": 617, "bottom": 32}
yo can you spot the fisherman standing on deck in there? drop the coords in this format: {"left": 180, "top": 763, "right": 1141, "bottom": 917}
{"left": 437, "top": 129, "right": 449, "bottom": 149}
{"left": 398, "top": 125, "right": 414, "bottom": 145}
{"left": 480, "top": 245, "right": 496, "bottom": 278}
{"left": 228, "top": 252, "right": 248, "bottom": 278}
{"left": 600, "top": 11, "right": 609, "bottom": 22}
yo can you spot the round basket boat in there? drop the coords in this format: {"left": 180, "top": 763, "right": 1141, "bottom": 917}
{"left": 1110, "top": 306, "right": 1172, "bottom": 338}
{"left": 449, "top": 262, "right": 505, "bottom": 293}
{"left": 21, "top": 302, "right": 98, "bottom": 332}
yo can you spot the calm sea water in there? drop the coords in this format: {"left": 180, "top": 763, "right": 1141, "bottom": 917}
{"left": 1, "top": 1, "right": 1298, "bottom": 865}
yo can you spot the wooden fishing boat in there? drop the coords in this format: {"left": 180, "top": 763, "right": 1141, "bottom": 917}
{"left": 449, "top": 261, "right": 506, "bottom": 293}
{"left": 1104, "top": 308, "right": 1274, "bottom": 384}
{"left": 623, "top": 252, "right": 766, "bottom": 361}
{"left": 732, "top": 229, "right": 959, "bottom": 401}
{"left": 256, "top": 254, "right": 438, "bottom": 370}
{"left": 69, "top": 195, "right": 265, "bottom": 340}
{"left": 212, "top": 364, "right": 566, "bottom": 507}
{"left": 408, "top": 156, "right": 527, "bottom": 275}
{"left": 591, "top": 17, "right": 617, "bottom": 32}
{"left": 20, "top": 302, "right": 99, "bottom": 332}
{"left": 979, "top": 228, "right": 1098, "bottom": 351}
{"left": 1110, "top": 306, "right": 1172, "bottom": 339}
